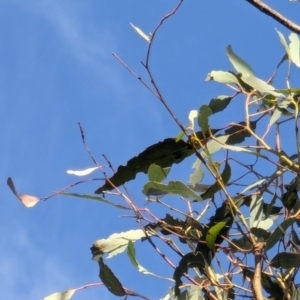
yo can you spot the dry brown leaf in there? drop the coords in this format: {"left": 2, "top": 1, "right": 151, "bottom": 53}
{"left": 7, "top": 177, "right": 39, "bottom": 208}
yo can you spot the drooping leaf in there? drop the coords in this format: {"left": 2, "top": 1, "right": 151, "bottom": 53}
{"left": 276, "top": 29, "right": 291, "bottom": 59}
{"left": 205, "top": 71, "right": 240, "bottom": 85}
{"left": 198, "top": 105, "right": 212, "bottom": 133}
{"left": 61, "top": 193, "right": 130, "bottom": 210}
{"left": 240, "top": 179, "right": 266, "bottom": 194}
{"left": 241, "top": 75, "right": 284, "bottom": 97}
{"left": 147, "top": 164, "right": 170, "bottom": 182}
{"left": 188, "top": 110, "right": 198, "bottom": 129}
{"left": 250, "top": 195, "right": 263, "bottom": 228}
{"left": 130, "top": 22, "right": 151, "bottom": 43}
{"left": 143, "top": 180, "right": 202, "bottom": 201}
{"left": 99, "top": 257, "right": 126, "bottom": 296}
{"left": 206, "top": 219, "right": 229, "bottom": 250}
{"left": 270, "top": 251, "right": 300, "bottom": 269}
{"left": 269, "top": 109, "right": 282, "bottom": 127}
{"left": 91, "top": 229, "right": 151, "bottom": 260}
{"left": 7, "top": 177, "right": 39, "bottom": 208}
{"left": 202, "top": 135, "right": 229, "bottom": 158}
{"left": 200, "top": 162, "right": 231, "bottom": 200}
{"left": 189, "top": 159, "right": 204, "bottom": 187}
{"left": 289, "top": 33, "right": 300, "bottom": 67}
{"left": 66, "top": 167, "right": 99, "bottom": 176}
{"left": 208, "top": 95, "right": 232, "bottom": 114}
{"left": 263, "top": 200, "right": 282, "bottom": 216}
{"left": 225, "top": 121, "right": 257, "bottom": 145}
{"left": 44, "top": 289, "right": 76, "bottom": 300}
{"left": 265, "top": 218, "right": 297, "bottom": 250}
{"left": 226, "top": 45, "right": 255, "bottom": 77}
{"left": 250, "top": 228, "right": 271, "bottom": 240}
{"left": 127, "top": 241, "right": 173, "bottom": 281}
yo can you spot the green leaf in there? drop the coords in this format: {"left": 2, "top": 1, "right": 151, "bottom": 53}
{"left": 61, "top": 193, "right": 130, "bottom": 210}
{"left": 269, "top": 108, "right": 282, "bottom": 127}
{"left": 226, "top": 45, "right": 255, "bottom": 77}
{"left": 208, "top": 95, "right": 232, "bottom": 114}
{"left": 91, "top": 229, "right": 150, "bottom": 260}
{"left": 250, "top": 195, "right": 263, "bottom": 228}
{"left": 44, "top": 289, "right": 76, "bottom": 300}
{"left": 241, "top": 75, "right": 284, "bottom": 97}
{"left": 205, "top": 71, "right": 240, "bottom": 85}
{"left": 201, "top": 162, "right": 231, "bottom": 200}
{"left": 276, "top": 29, "right": 291, "bottom": 59}
{"left": 289, "top": 33, "right": 300, "bottom": 67}
{"left": 206, "top": 219, "right": 229, "bottom": 250}
{"left": 202, "top": 135, "right": 229, "bottom": 158}
{"left": 99, "top": 257, "right": 126, "bottom": 296}
{"left": 270, "top": 251, "right": 300, "bottom": 269}
{"left": 127, "top": 241, "right": 173, "bottom": 281}
{"left": 225, "top": 121, "right": 257, "bottom": 145}
{"left": 250, "top": 228, "right": 271, "bottom": 240}
{"left": 175, "top": 131, "right": 185, "bottom": 142}
{"left": 147, "top": 164, "right": 170, "bottom": 182}
{"left": 189, "top": 159, "right": 204, "bottom": 187}
{"left": 198, "top": 105, "right": 212, "bottom": 133}
{"left": 143, "top": 180, "right": 202, "bottom": 201}
{"left": 265, "top": 218, "right": 297, "bottom": 250}
{"left": 240, "top": 179, "right": 266, "bottom": 194}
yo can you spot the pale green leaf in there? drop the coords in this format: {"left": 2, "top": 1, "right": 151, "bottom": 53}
{"left": 241, "top": 75, "right": 284, "bottom": 97}
{"left": 44, "top": 289, "right": 76, "bottom": 300}
{"left": 147, "top": 164, "right": 170, "bottom": 182}
{"left": 198, "top": 105, "right": 212, "bottom": 133}
{"left": 250, "top": 195, "right": 263, "bottom": 228}
{"left": 202, "top": 135, "right": 230, "bottom": 158}
{"left": 189, "top": 159, "right": 204, "bottom": 187}
{"left": 276, "top": 29, "right": 291, "bottom": 59}
{"left": 253, "top": 218, "right": 274, "bottom": 230}
{"left": 91, "top": 229, "right": 151, "bottom": 260}
{"left": 66, "top": 167, "right": 99, "bottom": 176}
{"left": 240, "top": 179, "right": 266, "bottom": 194}
{"left": 226, "top": 45, "right": 255, "bottom": 76}
{"left": 130, "top": 23, "right": 151, "bottom": 43}
{"left": 269, "top": 108, "right": 282, "bottom": 127}
{"left": 188, "top": 110, "right": 198, "bottom": 129}
{"left": 289, "top": 33, "right": 300, "bottom": 67}
{"left": 205, "top": 71, "right": 239, "bottom": 85}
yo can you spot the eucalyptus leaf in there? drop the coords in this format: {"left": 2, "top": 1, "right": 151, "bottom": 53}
{"left": 205, "top": 71, "right": 239, "bottom": 85}
{"left": 147, "top": 164, "right": 170, "bottom": 182}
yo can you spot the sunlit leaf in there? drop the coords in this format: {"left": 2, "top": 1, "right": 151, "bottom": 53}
{"left": 250, "top": 195, "right": 263, "bottom": 228}
{"left": 61, "top": 193, "right": 130, "bottom": 210}
{"left": 265, "top": 218, "right": 297, "bottom": 250}
{"left": 99, "top": 257, "right": 126, "bottom": 296}
{"left": 7, "top": 177, "right": 39, "bottom": 208}
{"left": 269, "top": 108, "right": 282, "bottom": 127}
{"left": 289, "top": 33, "right": 300, "bottom": 67}
{"left": 130, "top": 22, "right": 151, "bottom": 43}
{"left": 252, "top": 218, "right": 273, "bottom": 231}
{"left": 175, "top": 131, "right": 185, "bottom": 142}
{"left": 241, "top": 75, "right": 284, "bottom": 97}
{"left": 91, "top": 229, "right": 151, "bottom": 260}
{"left": 205, "top": 70, "right": 239, "bottom": 85}
{"left": 202, "top": 135, "right": 229, "bottom": 158}
{"left": 143, "top": 181, "right": 202, "bottom": 201}
{"left": 44, "top": 289, "right": 76, "bottom": 300}
{"left": 276, "top": 29, "right": 291, "bottom": 59}
{"left": 226, "top": 45, "right": 255, "bottom": 77}
{"left": 66, "top": 167, "right": 99, "bottom": 176}
{"left": 270, "top": 252, "right": 300, "bottom": 269}
{"left": 188, "top": 110, "right": 198, "bottom": 129}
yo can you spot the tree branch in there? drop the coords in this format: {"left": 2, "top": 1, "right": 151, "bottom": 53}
{"left": 245, "top": 0, "right": 300, "bottom": 34}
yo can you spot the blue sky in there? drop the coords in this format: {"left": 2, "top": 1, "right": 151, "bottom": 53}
{"left": 2, "top": 1, "right": 300, "bottom": 299}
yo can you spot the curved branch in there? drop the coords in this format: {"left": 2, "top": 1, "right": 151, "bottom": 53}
{"left": 245, "top": 0, "right": 300, "bottom": 34}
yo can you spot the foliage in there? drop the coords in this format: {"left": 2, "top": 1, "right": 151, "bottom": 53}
{"left": 8, "top": 1, "right": 300, "bottom": 300}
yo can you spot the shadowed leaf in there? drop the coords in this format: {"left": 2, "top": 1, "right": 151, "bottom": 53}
{"left": 270, "top": 252, "right": 300, "bottom": 269}
{"left": 208, "top": 95, "right": 232, "bottom": 114}
{"left": 99, "top": 257, "right": 126, "bottom": 296}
